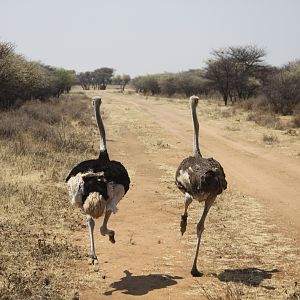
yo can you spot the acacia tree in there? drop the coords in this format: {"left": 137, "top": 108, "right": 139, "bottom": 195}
{"left": 92, "top": 67, "right": 114, "bottom": 89}
{"left": 78, "top": 72, "right": 92, "bottom": 90}
{"left": 205, "top": 46, "right": 267, "bottom": 105}
{"left": 113, "top": 74, "right": 131, "bottom": 91}
{"left": 120, "top": 74, "right": 131, "bottom": 92}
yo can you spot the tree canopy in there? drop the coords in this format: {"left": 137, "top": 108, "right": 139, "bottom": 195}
{"left": 205, "top": 46, "right": 267, "bottom": 105}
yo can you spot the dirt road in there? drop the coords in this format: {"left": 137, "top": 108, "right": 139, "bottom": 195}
{"left": 128, "top": 96, "right": 300, "bottom": 240}
{"left": 78, "top": 91, "right": 300, "bottom": 299}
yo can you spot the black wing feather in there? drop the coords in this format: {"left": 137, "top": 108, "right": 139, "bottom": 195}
{"left": 66, "top": 159, "right": 130, "bottom": 194}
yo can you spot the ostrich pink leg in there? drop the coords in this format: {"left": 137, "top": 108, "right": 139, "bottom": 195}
{"left": 87, "top": 215, "right": 98, "bottom": 264}
{"left": 191, "top": 197, "right": 215, "bottom": 277}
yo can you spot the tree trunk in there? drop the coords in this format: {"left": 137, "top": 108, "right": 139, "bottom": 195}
{"left": 223, "top": 94, "right": 228, "bottom": 106}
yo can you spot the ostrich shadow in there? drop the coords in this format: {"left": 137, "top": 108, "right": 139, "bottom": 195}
{"left": 214, "top": 267, "right": 279, "bottom": 290}
{"left": 104, "top": 270, "right": 183, "bottom": 296}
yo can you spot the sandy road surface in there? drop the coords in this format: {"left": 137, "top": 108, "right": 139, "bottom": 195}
{"left": 77, "top": 91, "right": 300, "bottom": 299}
{"left": 127, "top": 96, "right": 300, "bottom": 240}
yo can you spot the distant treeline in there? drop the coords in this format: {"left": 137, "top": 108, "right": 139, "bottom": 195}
{"left": 131, "top": 46, "right": 300, "bottom": 115}
{"left": 1, "top": 41, "right": 300, "bottom": 116}
{"left": 0, "top": 42, "right": 76, "bottom": 109}
{"left": 78, "top": 68, "right": 131, "bottom": 92}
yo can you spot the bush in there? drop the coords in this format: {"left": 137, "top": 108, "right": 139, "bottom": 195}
{"left": 131, "top": 75, "right": 160, "bottom": 95}
{"left": 158, "top": 75, "right": 177, "bottom": 97}
{"left": 131, "top": 69, "right": 209, "bottom": 98}
{"left": 238, "top": 96, "right": 272, "bottom": 112}
{"left": 262, "top": 133, "right": 279, "bottom": 144}
{"left": 20, "top": 100, "right": 62, "bottom": 125}
{"left": 293, "top": 114, "right": 300, "bottom": 127}
{"left": 0, "top": 114, "right": 20, "bottom": 139}
{"left": 0, "top": 41, "right": 76, "bottom": 109}
{"left": 263, "top": 62, "right": 300, "bottom": 115}
{"left": 246, "top": 112, "right": 284, "bottom": 129}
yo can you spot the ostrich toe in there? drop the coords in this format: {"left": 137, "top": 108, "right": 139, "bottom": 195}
{"left": 88, "top": 256, "right": 98, "bottom": 265}
{"left": 191, "top": 267, "right": 203, "bottom": 277}
{"left": 180, "top": 215, "right": 188, "bottom": 235}
{"left": 109, "top": 231, "right": 115, "bottom": 243}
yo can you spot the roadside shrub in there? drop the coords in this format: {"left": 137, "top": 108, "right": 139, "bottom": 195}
{"left": 262, "top": 133, "right": 279, "bottom": 144}
{"left": 221, "top": 108, "right": 235, "bottom": 118}
{"left": 237, "top": 98, "right": 256, "bottom": 111}
{"left": 131, "top": 75, "right": 160, "bottom": 95}
{"left": 0, "top": 114, "right": 20, "bottom": 139}
{"left": 293, "top": 114, "right": 300, "bottom": 127}
{"left": 237, "top": 96, "right": 272, "bottom": 112}
{"left": 246, "top": 112, "right": 284, "bottom": 129}
{"left": 263, "top": 63, "right": 300, "bottom": 115}
{"left": 158, "top": 75, "right": 177, "bottom": 97}
{"left": 0, "top": 41, "right": 76, "bottom": 109}
{"left": 49, "top": 123, "right": 86, "bottom": 152}
{"left": 20, "top": 100, "right": 62, "bottom": 125}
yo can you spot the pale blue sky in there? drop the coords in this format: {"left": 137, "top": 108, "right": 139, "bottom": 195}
{"left": 1, "top": 0, "right": 300, "bottom": 76}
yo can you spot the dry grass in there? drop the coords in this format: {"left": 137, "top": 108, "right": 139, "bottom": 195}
{"left": 0, "top": 93, "right": 101, "bottom": 299}
{"left": 262, "top": 133, "right": 279, "bottom": 144}
{"left": 237, "top": 97, "right": 272, "bottom": 113}
{"left": 3, "top": 88, "right": 298, "bottom": 299}
{"left": 293, "top": 113, "right": 300, "bottom": 128}
{"left": 202, "top": 284, "right": 244, "bottom": 300}
{"left": 246, "top": 112, "right": 286, "bottom": 130}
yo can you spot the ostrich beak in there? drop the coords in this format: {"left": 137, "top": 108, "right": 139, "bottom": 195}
{"left": 92, "top": 96, "right": 102, "bottom": 106}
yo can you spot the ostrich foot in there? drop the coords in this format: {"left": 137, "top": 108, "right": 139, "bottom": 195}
{"left": 100, "top": 226, "right": 115, "bottom": 243}
{"left": 191, "top": 267, "right": 203, "bottom": 277}
{"left": 93, "top": 259, "right": 99, "bottom": 272}
{"left": 108, "top": 231, "right": 115, "bottom": 244}
{"left": 88, "top": 256, "right": 99, "bottom": 271}
{"left": 180, "top": 215, "right": 188, "bottom": 235}
{"left": 88, "top": 256, "right": 98, "bottom": 265}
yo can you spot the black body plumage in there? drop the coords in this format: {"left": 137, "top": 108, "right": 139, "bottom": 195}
{"left": 175, "top": 156, "right": 227, "bottom": 199}
{"left": 66, "top": 150, "right": 130, "bottom": 200}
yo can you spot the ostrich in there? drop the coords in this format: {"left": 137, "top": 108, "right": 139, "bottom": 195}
{"left": 175, "top": 95, "right": 227, "bottom": 277}
{"left": 66, "top": 96, "right": 130, "bottom": 265}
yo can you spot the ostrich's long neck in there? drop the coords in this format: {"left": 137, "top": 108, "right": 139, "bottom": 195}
{"left": 95, "top": 105, "right": 109, "bottom": 160}
{"left": 191, "top": 103, "right": 202, "bottom": 157}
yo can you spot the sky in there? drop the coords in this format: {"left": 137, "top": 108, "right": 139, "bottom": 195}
{"left": 1, "top": 0, "right": 300, "bottom": 77}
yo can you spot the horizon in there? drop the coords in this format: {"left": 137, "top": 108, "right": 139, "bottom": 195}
{"left": 1, "top": 0, "right": 300, "bottom": 77}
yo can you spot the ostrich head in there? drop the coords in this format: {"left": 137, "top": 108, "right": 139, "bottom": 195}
{"left": 92, "top": 96, "right": 102, "bottom": 107}
{"left": 190, "top": 95, "right": 199, "bottom": 106}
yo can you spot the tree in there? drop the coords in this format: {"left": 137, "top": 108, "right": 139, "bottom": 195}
{"left": 113, "top": 74, "right": 131, "bottom": 92}
{"left": 205, "top": 46, "right": 267, "bottom": 105}
{"left": 53, "top": 68, "right": 76, "bottom": 96}
{"left": 159, "top": 74, "right": 177, "bottom": 97}
{"left": 92, "top": 67, "right": 114, "bottom": 90}
{"left": 78, "top": 72, "right": 92, "bottom": 90}
{"left": 131, "top": 75, "right": 160, "bottom": 95}
{"left": 263, "top": 61, "right": 300, "bottom": 115}
{"left": 121, "top": 74, "right": 131, "bottom": 92}
{"left": 112, "top": 75, "right": 122, "bottom": 86}
{"left": 177, "top": 70, "right": 208, "bottom": 97}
